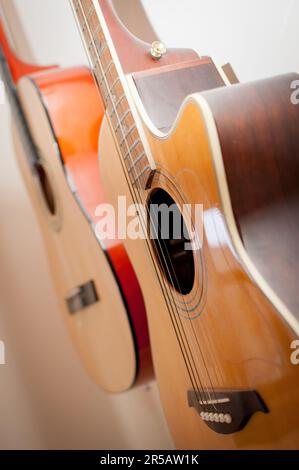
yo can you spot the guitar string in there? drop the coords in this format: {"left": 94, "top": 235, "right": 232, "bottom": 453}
{"left": 77, "top": 0, "right": 223, "bottom": 410}
{"left": 75, "top": 0, "right": 212, "bottom": 408}
{"left": 77, "top": 0, "right": 222, "bottom": 409}
{"left": 91, "top": 2, "right": 226, "bottom": 411}
{"left": 76, "top": 0, "right": 222, "bottom": 409}
{"left": 77, "top": 0, "right": 214, "bottom": 408}
{"left": 2, "top": 0, "right": 221, "bottom": 410}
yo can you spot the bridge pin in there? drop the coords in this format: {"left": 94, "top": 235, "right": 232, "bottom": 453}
{"left": 224, "top": 414, "right": 232, "bottom": 424}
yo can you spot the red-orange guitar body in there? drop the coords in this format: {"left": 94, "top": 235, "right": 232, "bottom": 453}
{"left": 0, "top": 19, "right": 152, "bottom": 391}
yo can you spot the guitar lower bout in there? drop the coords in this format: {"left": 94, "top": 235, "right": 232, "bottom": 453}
{"left": 12, "top": 72, "right": 151, "bottom": 393}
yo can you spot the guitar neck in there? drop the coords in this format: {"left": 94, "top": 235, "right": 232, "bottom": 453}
{"left": 71, "top": 0, "right": 155, "bottom": 190}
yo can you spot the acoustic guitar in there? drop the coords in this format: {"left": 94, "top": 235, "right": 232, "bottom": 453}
{"left": 0, "top": 18, "right": 152, "bottom": 393}
{"left": 69, "top": 0, "right": 299, "bottom": 448}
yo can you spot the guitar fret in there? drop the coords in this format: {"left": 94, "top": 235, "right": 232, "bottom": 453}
{"left": 114, "top": 109, "right": 131, "bottom": 132}
{"left": 98, "top": 43, "right": 107, "bottom": 58}
{"left": 127, "top": 152, "right": 146, "bottom": 172}
{"left": 99, "top": 61, "right": 114, "bottom": 85}
{"left": 89, "top": 38, "right": 99, "bottom": 52}
{"left": 93, "top": 44, "right": 107, "bottom": 72}
{"left": 119, "top": 125, "right": 136, "bottom": 146}
{"left": 75, "top": 2, "right": 86, "bottom": 31}
{"left": 131, "top": 166, "right": 150, "bottom": 186}
{"left": 110, "top": 77, "right": 121, "bottom": 92}
{"left": 88, "top": 24, "right": 102, "bottom": 50}
{"left": 103, "top": 90, "right": 110, "bottom": 103}
{"left": 124, "top": 140, "right": 141, "bottom": 160}
{"left": 92, "top": 23, "right": 101, "bottom": 39}
{"left": 82, "top": 18, "right": 89, "bottom": 33}
{"left": 72, "top": 0, "right": 152, "bottom": 188}
{"left": 110, "top": 94, "right": 126, "bottom": 118}
{"left": 86, "top": 4, "right": 94, "bottom": 20}
{"left": 80, "top": 4, "right": 94, "bottom": 32}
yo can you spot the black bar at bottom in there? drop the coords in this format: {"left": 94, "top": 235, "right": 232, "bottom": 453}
{"left": 0, "top": 450, "right": 298, "bottom": 465}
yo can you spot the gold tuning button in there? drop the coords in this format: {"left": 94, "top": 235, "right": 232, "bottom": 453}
{"left": 150, "top": 41, "right": 167, "bottom": 60}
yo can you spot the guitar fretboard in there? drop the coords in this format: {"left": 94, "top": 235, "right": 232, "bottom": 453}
{"left": 72, "top": 0, "right": 154, "bottom": 190}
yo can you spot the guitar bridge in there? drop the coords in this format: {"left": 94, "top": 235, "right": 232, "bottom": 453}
{"left": 65, "top": 280, "right": 99, "bottom": 314}
{"left": 188, "top": 389, "right": 268, "bottom": 434}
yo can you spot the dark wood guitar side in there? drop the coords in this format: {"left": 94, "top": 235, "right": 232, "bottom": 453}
{"left": 203, "top": 74, "right": 299, "bottom": 319}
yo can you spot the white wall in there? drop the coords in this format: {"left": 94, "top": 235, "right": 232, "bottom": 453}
{"left": 2, "top": 0, "right": 88, "bottom": 66}
{"left": 0, "top": 0, "right": 298, "bottom": 450}
{"left": 142, "top": 0, "right": 299, "bottom": 82}
{"left": 5, "top": 0, "right": 299, "bottom": 80}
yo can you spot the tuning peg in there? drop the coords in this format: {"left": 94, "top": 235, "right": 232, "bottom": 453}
{"left": 150, "top": 41, "right": 167, "bottom": 60}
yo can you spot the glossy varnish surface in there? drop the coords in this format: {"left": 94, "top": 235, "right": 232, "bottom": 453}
{"left": 32, "top": 66, "right": 151, "bottom": 382}
{"left": 1, "top": 1, "right": 153, "bottom": 391}
{"left": 133, "top": 58, "right": 225, "bottom": 131}
{"left": 73, "top": 0, "right": 299, "bottom": 447}
{"left": 203, "top": 74, "right": 299, "bottom": 319}
{"left": 72, "top": 0, "right": 201, "bottom": 189}
{"left": 99, "top": 92, "right": 299, "bottom": 447}
{"left": 98, "top": 0, "right": 198, "bottom": 73}
{"left": 74, "top": 0, "right": 155, "bottom": 188}
{"left": 15, "top": 74, "right": 147, "bottom": 392}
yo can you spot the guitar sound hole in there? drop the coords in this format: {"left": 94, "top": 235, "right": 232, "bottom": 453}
{"left": 35, "top": 164, "right": 56, "bottom": 216}
{"left": 148, "top": 189, "right": 195, "bottom": 296}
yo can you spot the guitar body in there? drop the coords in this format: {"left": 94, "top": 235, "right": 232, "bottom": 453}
{"left": 10, "top": 65, "right": 152, "bottom": 393}
{"left": 0, "top": 1, "right": 203, "bottom": 398}
{"left": 1, "top": 11, "right": 153, "bottom": 393}
{"left": 99, "top": 76, "right": 299, "bottom": 448}
{"left": 3, "top": 0, "right": 299, "bottom": 448}
{"left": 82, "top": 0, "right": 299, "bottom": 448}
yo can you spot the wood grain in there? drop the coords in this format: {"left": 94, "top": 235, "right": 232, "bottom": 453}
{"left": 98, "top": 72, "right": 299, "bottom": 447}
{"left": 133, "top": 58, "right": 225, "bottom": 131}
{"left": 98, "top": 0, "right": 199, "bottom": 73}
{"left": 203, "top": 73, "right": 299, "bottom": 320}
{"left": 14, "top": 73, "right": 152, "bottom": 393}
